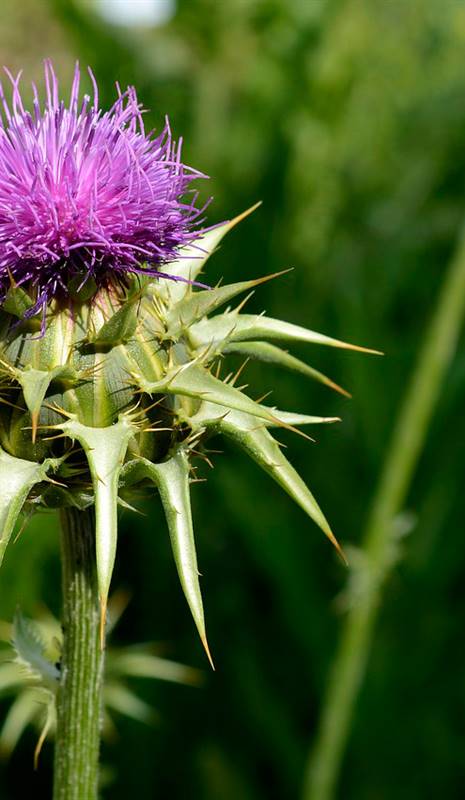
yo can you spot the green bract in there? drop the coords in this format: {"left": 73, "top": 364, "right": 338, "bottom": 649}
{"left": 0, "top": 208, "right": 377, "bottom": 661}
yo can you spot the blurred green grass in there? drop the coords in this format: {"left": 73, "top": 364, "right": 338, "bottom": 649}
{"left": 1, "top": 1, "right": 465, "bottom": 797}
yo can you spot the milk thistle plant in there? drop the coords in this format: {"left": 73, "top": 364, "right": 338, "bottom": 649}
{"left": 0, "top": 62, "right": 375, "bottom": 798}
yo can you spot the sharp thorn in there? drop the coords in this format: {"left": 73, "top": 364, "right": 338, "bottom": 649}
{"left": 227, "top": 201, "right": 262, "bottom": 230}
{"left": 201, "top": 634, "right": 215, "bottom": 671}
{"left": 99, "top": 599, "right": 107, "bottom": 650}
{"left": 31, "top": 411, "right": 39, "bottom": 444}
{"left": 340, "top": 341, "right": 384, "bottom": 356}
{"left": 234, "top": 291, "right": 254, "bottom": 314}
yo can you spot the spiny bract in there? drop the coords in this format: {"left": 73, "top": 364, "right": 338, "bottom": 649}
{"left": 0, "top": 208, "right": 377, "bottom": 662}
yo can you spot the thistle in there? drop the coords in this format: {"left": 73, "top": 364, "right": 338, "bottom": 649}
{"left": 0, "top": 63, "right": 376, "bottom": 796}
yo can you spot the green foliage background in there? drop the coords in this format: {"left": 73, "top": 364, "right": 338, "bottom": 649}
{"left": 1, "top": 0, "right": 465, "bottom": 797}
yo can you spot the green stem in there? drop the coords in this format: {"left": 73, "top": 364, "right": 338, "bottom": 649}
{"left": 303, "top": 230, "right": 465, "bottom": 800}
{"left": 53, "top": 507, "right": 104, "bottom": 800}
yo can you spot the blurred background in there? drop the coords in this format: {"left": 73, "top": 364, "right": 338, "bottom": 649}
{"left": 1, "top": 0, "right": 465, "bottom": 797}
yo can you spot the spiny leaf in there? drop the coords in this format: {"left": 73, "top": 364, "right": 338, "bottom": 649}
{"left": 190, "top": 312, "right": 381, "bottom": 354}
{"left": 189, "top": 405, "right": 344, "bottom": 559}
{"left": 59, "top": 416, "right": 136, "bottom": 645}
{"left": 223, "top": 340, "right": 350, "bottom": 396}
{"left": 139, "top": 363, "right": 278, "bottom": 426}
{"left": 0, "top": 449, "right": 57, "bottom": 567}
{"left": 120, "top": 450, "right": 213, "bottom": 668}
{"left": 159, "top": 203, "right": 261, "bottom": 303}
{"left": 166, "top": 271, "right": 287, "bottom": 337}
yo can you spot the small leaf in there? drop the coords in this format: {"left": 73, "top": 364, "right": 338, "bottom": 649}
{"left": 120, "top": 451, "right": 213, "bottom": 667}
{"left": 0, "top": 449, "right": 56, "bottom": 567}
{"left": 223, "top": 340, "right": 350, "bottom": 396}
{"left": 60, "top": 416, "right": 136, "bottom": 643}
{"left": 190, "top": 312, "right": 381, "bottom": 354}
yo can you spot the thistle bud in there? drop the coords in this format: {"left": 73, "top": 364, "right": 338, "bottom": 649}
{"left": 0, "top": 63, "right": 377, "bottom": 660}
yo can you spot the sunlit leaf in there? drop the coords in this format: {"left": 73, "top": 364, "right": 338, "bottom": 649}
{"left": 190, "top": 312, "right": 380, "bottom": 354}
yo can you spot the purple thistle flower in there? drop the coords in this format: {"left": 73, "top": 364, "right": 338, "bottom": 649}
{"left": 0, "top": 61, "right": 209, "bottom": 315}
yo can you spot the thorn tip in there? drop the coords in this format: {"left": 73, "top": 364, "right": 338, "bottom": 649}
{"left": 99, "top": 599, "right": 107, "bottom": 650}
{"left": 31, "top": 411, "right": 39, "bottom": 444}
{"left": 201, "top": 634, "right": 215, "bottom": 671}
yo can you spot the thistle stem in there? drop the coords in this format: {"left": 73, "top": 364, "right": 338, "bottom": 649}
{"left": 53, "top": 507, "right": 104, "bottom": 800}
{"left": 303, "top": 230, "right": 465, "bottom": 800}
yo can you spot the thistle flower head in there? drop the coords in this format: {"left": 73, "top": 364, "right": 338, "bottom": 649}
{"left": 0, "top": 61, "right": 207, "bottom": 315}
{"left": 0, "top": 64, "right": 379, "bottom": 667}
